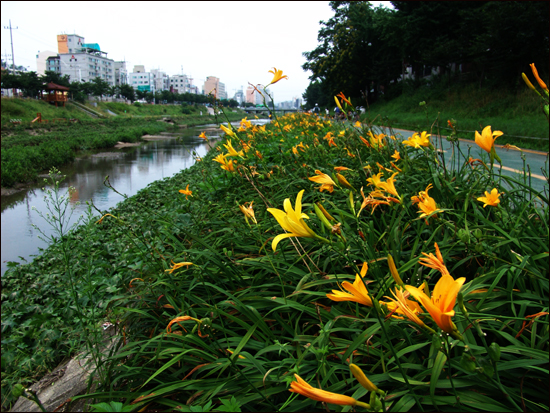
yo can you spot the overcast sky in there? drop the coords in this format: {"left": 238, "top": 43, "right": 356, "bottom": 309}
{"left": 1, "top": 1, "right": 393, "bottom": 102}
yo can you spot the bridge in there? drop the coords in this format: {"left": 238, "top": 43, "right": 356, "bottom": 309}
{"left": 242, "top": 107, "right": 300, "bottom": 115}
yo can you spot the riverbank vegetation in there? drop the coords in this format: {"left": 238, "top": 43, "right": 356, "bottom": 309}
{"left": 1, "top": 100, "right": 248, "bottom": 187}
{"left": 2, "top": 75, "right": 548, "bottom": 411}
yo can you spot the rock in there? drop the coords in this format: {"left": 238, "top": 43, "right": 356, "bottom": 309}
{"left": 10, "top": 327, "right": 119, "bottom": 412}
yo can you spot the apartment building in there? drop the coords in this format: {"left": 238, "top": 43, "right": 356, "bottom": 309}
{"left": 169, "top": 74, "right": 189, "bottom": 94}
{"left": 203, "top": 76, "right": 226, "bottom": 99}
{"left": 47, "top": 34, "right": 116, "bottom": 85}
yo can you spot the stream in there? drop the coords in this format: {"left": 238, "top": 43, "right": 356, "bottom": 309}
{"left": 1, "top": 121, "right": 265, "bottom": 276}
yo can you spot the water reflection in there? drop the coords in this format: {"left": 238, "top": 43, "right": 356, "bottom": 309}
{"left": 1, "top": 124, "right": 230, "bottom": 275}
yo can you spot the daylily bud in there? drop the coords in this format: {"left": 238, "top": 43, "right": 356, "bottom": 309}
{"left": 315, "top": 202, "right": 335, "bottom": 222}
{"left": 387, "top": 254, "right": 404, "bottom": 287}
{"left": 348, "top": 191, "right": 356, "bottom": 215}
{"left": 488, "top": 342, "right": 501, "bottom": 362}
{"left": 350, "top": 364, "right": 384, "bottom": 395}
{"left": 522, "top": 73, "right": 536, "bottom": 91}
{"left": 314, "top": 203, "right": 333, "bottom": 231}
{"left": 460, "top": 352, "right": 477, "bottom": 373}
{"left": 336, "top": 173, "right": 354, "bottom": 190}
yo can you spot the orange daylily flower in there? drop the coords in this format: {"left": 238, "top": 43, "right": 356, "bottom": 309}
{"left": 268, "top": 67, "right": 288, "bottom": 85}
{"left": 418, "top": 242, "right": 450, "bottom": 277}
{"left": 367, "top": 172, "right": 400, "bottom": 200}
{"left": 475, "top": 126, "right": 503, "bottom": 154}
{"left": 411, "top": 183, "right": 441, "bottom": 219}
{"left": 529, "top": 63, "right": 548, "bottom": 91}
{"left": 334, "top": 166, "right": 352, "bottom": 172}
{"left": 179, "top": 184, "right": 193, "bottom": 200}
{"left": 405, "top": 274, "right": 465, "bottom": 335}
{"left": 165, "top": 260, "right": 193, "bottom": 274}
{"left": 326, "top": 262, "right": 373, "bottom": 307}
{"left": 477, "top": 188, "right": 502, "bottom": 207}
{"left": 391, "top": 150, "right": 401, "bottom": 161}
{"left": 289, "top": 374, "right": 369, "bottom": 408}
{"left": 383, "top": 287, "right": 429, "bottom": 331}
{"left": 308, "top": 170, "right": 336, "bottom": 193}
{"left": 166, "top": 315, "right": 200, "bottom": 334}
{"left": 238, "top": 201, "right": 257, "bottom": 224}
{"left": 336, "top": 91, "right": 352, "bottom": 106}
{"left": 198, "top": 131, "right": 208, "bottom": 141}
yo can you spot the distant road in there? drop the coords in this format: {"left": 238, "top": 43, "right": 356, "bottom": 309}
{"left": 381, "top": 127, "right": 548, "bottom": 193}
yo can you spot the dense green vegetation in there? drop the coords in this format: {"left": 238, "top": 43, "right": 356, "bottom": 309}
{"left": 303, "top": 1, "right": 549, "bottom": 106}
{"left": 2, "top": 108, "right": 547, "bottom": 411}
{"left": 364, "top": 82, "right": 549, "bottom": 150}
{"left": 1, "top": 98, "right": 248, "bottom": 187}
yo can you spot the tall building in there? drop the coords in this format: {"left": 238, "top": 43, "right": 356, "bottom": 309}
{"left": 151, "top": 69, "right": 169, "bottom": 92}
{"left": 169, "top": 74, "right": 189, "bottom": 94}
{"left": 114, "top": 61, "right": 128, "bottom": 86}
{"left": 36, "top": 50, "right": 57, "bottom": 76}
{"left": 246, "top": 86, "right": 255, "bottom": 104}
{"left": 233, "top": 89, "right": 244, "bottom": 105}
{"left": 129, "top": 66, "right": 155, "bottom": 93}
{"left": 203, "top": 76, "right": 226, "bottom": 99}
{"left": 48, "top": 34, "right": 115, "bottom": 85}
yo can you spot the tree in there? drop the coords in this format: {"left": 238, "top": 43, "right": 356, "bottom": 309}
{"left": 302, "top": 80, "right": 330, "bottom": 109}
{"left": 120, "top": 84, "right": 136, "bottom": 102}
{"left": 91, "top": 77, "right": 111, "bottom": 100}
{"left": 41, "top": 71, "right": 71, "bottom": 87}
{"left": 303, "top": 1, "right": 401, "bottom": 104}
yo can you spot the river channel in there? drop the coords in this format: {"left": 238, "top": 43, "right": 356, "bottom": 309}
{"left": 0, "top": 121, "right": 266, "bottom": 276}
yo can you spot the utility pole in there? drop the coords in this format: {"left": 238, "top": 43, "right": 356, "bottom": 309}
{"left": 4, "top": 19, "right": 18, "bottom": 73}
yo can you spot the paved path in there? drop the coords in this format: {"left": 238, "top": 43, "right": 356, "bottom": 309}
{"left": 380, "top": 127, "right": 548, "bottom": 193}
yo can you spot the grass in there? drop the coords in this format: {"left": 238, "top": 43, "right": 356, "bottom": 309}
{"left": 1, "top": 101, "right": 248, "bottom": 187}
{"left": 365, "top": 82, "right": 549, "bottom": 151}
{"left": 1, "top": 102, "right": 548, "bottom": 412}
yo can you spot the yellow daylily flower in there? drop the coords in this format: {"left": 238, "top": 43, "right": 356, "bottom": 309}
{"left": 405, "top": 274, "right": 465, "bottom": 335}
{"left": 308, "top": 170, "right": 336, "bottom": 193}
{"left": 367, "top": 172, "right": 400, "bottom": 200}
{"left": 240, "top": 117, "right": 252, "bottom": 129}
{"left": 391, "top": 150, "right": 401, "bottom": 161}
{"left": 477, "top": 188, "right": 502, "bottom": 207}
{"left": 179, "top": 184, "right": 193, "bottom": 200}
{"left": 411, "top": 183, "right": 441, "bottom": 219}
{"left": 268, "top": 67, "right": 288, "bottom": 85}
{"left": 403, "top": 131, "right": 431, "bottom": 148}
{"left": 221, "top": 159, "right": 236, "bottom": 172}
{"left": 220, "top": 123, "right": 236, "bottom": 137}
{"left": 223, "top": 140, "right": 244, "bottom": 158}
{"left": 326, "top": 262, "right": 373, "bottom": 307}
{"left": 475, "top": 126, "right": 503, "bottom": 154}
{"left": 289, "top": 374, "right": 370, "bottom": 408}
{"left": 239, "top": 201, "right": 257, "bottom": 224}
{"left": 213, "top": 153, "right": 228, "bottom": 164}
{"left": 267, "top": 190, "right": 326, "bottom": 251}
